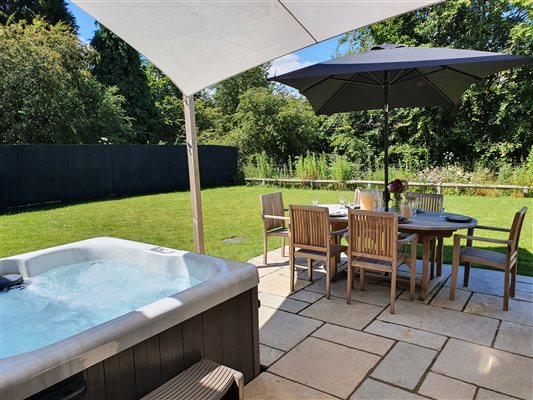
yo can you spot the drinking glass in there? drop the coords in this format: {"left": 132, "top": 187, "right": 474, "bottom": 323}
{"left": 410, "top": 201, "right": 418, "bottom": 218}
{"left": 439, "top": 207, "right": 446, "bottom": 218}
{"left": 312, "top": 196, "right": 319, "bottom": 206}
{"left": 339, "top": 195, "right": 345, "bottom": 208}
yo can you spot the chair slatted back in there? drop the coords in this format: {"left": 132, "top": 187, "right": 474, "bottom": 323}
{"left": 508, "top": 207, "right": 528, "bottom": 254}
{"left": 289, "top": 205, "right": 330, "bottom": 252}
{"left": 260, "top": 192, "right": 285, "bottom": 230}
{"left": 348, "top": 210, "right": 397, "bottom": 262}
{"left": 406, "top": 192, "right": 443, "bottom": 212}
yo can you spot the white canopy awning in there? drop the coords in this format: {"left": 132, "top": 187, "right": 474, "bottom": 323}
{"left": 73, "top": 0, "right": 442, "bottom": 96}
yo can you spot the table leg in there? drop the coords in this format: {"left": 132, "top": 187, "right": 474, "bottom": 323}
{"left": 419, "top": 235, "right": 431, "bottom": 300}
{"left": 464, "top": 227, "right": 474, "bottom": 287}
{"left": 436, "top": 237, "right": 443, "bottom": 277}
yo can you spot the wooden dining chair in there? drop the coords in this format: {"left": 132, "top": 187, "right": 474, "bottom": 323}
{"left": 449, "top": 207, "right": 527, "bottom": 311}
{"left": 346, "top": 210, "right": 418, "bottom": 314}
{"left": 260, "top": 192, "right": 289, "bottom": 265}
{"left": 288, "top": 205, "right": 347, "bottom": 299}
{"left": 405, "top": 192, "right": 444, "bottom": 276}
{"left": 405, "top": 192, "right": 443, "bottom": 212}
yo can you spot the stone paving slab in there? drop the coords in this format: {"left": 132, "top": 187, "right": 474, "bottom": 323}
{"left": 305, "top": 275, "right": 393, "bottom": 306}
{"left": 493, "top": 321, "right": 533, "bottom": 358}
{"left": 312, "top": 323, "right": 394, "bottom": 356}
{"left": 351, "top": 378, "right": 429, "bottom": 400}
{"left": 269, "top": 337, "right": 380, "bottom": 399}
{"left": 364, "top": 320, "right": 447, "bottom": 350}
{"left": 371, "top": 341, "right": 437, "bottom": 390}
{"left": 464, "top": 293, "right": 533, "bottom": 326}
{"left": 259, "top": 344, "right": 285, "bottom": 368}
{"left": 378, "top": 299, "right": 499, "bottom": 345}
{"left": 244, "top": 372, "right": 336, "bottom": 399}
{"left": 289, "top": 289, "right": 325, "bottom": 304}
{"left": 258, "top": 272, "right": 312, "bottom": 297}
{"left": 418, "top": 372, "right": 476, "bottom": 400}
{"left": 476, "top": 388, "right": 520, "bottom": 400}
{"left": 259, "top": 306, "right": 322, "bottom": 351}
{"left": 300, "top": 296, "right": 384, "bottom": 330}
{"left": 259, "top": 292, "right": 309, "bottom": 313}
{"left": 430, "top": 286, "right": 472, "bottom": 311}
{"left": 432, "top": 339, "right": 533, "bottom": 400}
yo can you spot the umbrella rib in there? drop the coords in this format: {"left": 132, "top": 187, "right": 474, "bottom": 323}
{"left": 301, "top": 75, "right": 336, "bottom": 94}
{"left": 445, "top": 66, "right": 483, "bottom": 81}
{"left": 414, "top": 68, "right": 455, "bottom": 105}
{"left": 392, "top": 67, "right": 446, "bottom": 85}
{"left": 277, "top": 0, "right": 318, "bottom": 42}
{"left": 330, "top": 77, "right": 381, "bottom": 87}
{"left": 367, "top": 71, "right": 384, "bottom": 85}
{"left": 388, "top": 69, "right": 406, "bottom": 86}
{"left": 317, "top": 73, "right": 358, "bottom": 114}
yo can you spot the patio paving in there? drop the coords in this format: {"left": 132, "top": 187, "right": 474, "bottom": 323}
{"left": 245, "top": 248, "right": 533, "bottom": 400}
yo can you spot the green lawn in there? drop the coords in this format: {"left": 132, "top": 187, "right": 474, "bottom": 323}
{"left": 1, "top": 186, "right": 532, "bottom": 275}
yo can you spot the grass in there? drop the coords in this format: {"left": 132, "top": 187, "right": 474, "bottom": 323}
{"left": 1, "top": 185, "right": 532, "bottom": 275}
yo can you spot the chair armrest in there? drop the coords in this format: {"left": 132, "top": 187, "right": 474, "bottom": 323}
{"left": 397, "top": 233, "right": 418, "bottom": 246}
{"left": 454, "top": 234, "right": 512, "bottom": 246}
{"left": 475, "top": 225, "right": 511, "bottom": 233}
{"left": 262, "top": 214, "right": 290, "bottom": 221}
{"left": 331, "top": 228, "right": 348, "bottom": 237}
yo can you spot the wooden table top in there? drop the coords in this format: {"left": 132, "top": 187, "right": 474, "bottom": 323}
{"left": 321, "top": 204, "right": 478, "bottom": 232}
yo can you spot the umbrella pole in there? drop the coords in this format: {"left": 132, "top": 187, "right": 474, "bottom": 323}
{"left": 383, "top": 84, "right": 390, "bottom": 211}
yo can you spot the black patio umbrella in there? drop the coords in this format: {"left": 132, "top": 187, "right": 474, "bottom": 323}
{"left": 268, "top": 44, "right": 533, "bottom": 209}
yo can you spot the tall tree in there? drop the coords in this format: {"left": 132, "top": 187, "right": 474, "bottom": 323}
{"left": 91, "top": 25, "right": 161, "bottom": 143}
{"left": 336, "top": 0, "right": 533, "bottom": 167}
{"left": 0, "top": 0, "right": 77, "bottom": 32}
{"left": 213, "top": 64, "right": 270, "bottom": 115}
{"left": 0, "top": 19, "right": 132, "bottom": 144}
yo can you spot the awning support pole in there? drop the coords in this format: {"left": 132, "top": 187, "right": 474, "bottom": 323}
{"left": 184, "top": 95, "right": 205, "bottom": 254}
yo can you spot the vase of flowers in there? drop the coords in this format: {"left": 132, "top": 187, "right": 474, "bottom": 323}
{"left": 388, "top": 179, "right": 408, "bottom": 212}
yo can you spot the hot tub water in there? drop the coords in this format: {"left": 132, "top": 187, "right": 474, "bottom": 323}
{"left": 0, "top": 259, "right": 201, "bottom": 358}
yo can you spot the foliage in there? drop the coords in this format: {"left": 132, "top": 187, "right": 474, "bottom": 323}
{"left": 329, "top": 155, "right": 353, "bottom": 181}
{"left": 213, "top": 65, "right": 270, "bottom": 115}
{"left": 144, "top": 63, "right": 185, "bottom": 144}
{"left": 293, "top": 152, "right": 328, "bottom": 180}
{"left": 91, "top": 25, "right": 161, "bottom": 143}
{"left": 336, "top": 0, "right": 533, "bottom": 168}
{"left": 225, "top": 87, "right": 323, "bottom": 163}
{"left": 0, "top": 19, "right": 132, "bottom": 144}
{"left": 0, "top": 0, "right": 77, "bottom": 32}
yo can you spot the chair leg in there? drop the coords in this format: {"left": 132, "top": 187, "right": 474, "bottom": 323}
{"left": 263, "top": 233, "right": 268, "bottom": 265}
{"left": 347, "top": 261, "right": 352, "bottom": 304}
{"left": 390, "top": 268, "right": 396, "bottom": 314}
{"left": 289, "top": 248, "right": 295, "bottom": 293}
{"left": 449, "top": 246, "right": 460, "bottom": 301}
{"left": 463, "top": 262, "right": 471, "bottom": 287}
{"left": 307, "top": 258, "right": 313, "bottom": 281}
{"left": 503, "top": 267, "right": 510, "bottom": 311}
{"left": 510, "top": 263, "right": 517, "bottom": 298}
{"left": 281, "top": 236, "right": 286, "bottom": 257}
{"left": 326, "top": 258, "right": 332, "bottom": 299}
{"left": 360, "top": 267, "right": 366, "bottom": 291}
{"left": 409, "top": 250, "right": 416, "bottom": 301}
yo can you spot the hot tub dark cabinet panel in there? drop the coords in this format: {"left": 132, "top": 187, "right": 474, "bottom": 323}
{"left": 29, "top": 287, "right": 259, "bottom": 400}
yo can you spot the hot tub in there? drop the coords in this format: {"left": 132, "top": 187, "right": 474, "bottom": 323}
{"left": 0, "top": 237, "right": 260, "bottom": 399}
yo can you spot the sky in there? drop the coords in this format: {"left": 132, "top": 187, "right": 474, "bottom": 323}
{"left": 66, "top": 0, "right": 347, "bottom": 77}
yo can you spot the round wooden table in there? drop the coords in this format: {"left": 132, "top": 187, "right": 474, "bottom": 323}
{"left": 323, "top": 205, "right": 478, "bottom": 299}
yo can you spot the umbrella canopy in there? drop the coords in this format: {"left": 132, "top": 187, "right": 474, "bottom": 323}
{"left": 269, "top": 44, "right": 533, "bottom": 208}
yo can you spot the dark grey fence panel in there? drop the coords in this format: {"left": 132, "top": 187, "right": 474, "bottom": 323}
{"left": 0, "top": 145, "right": 238, "bottom": 211}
